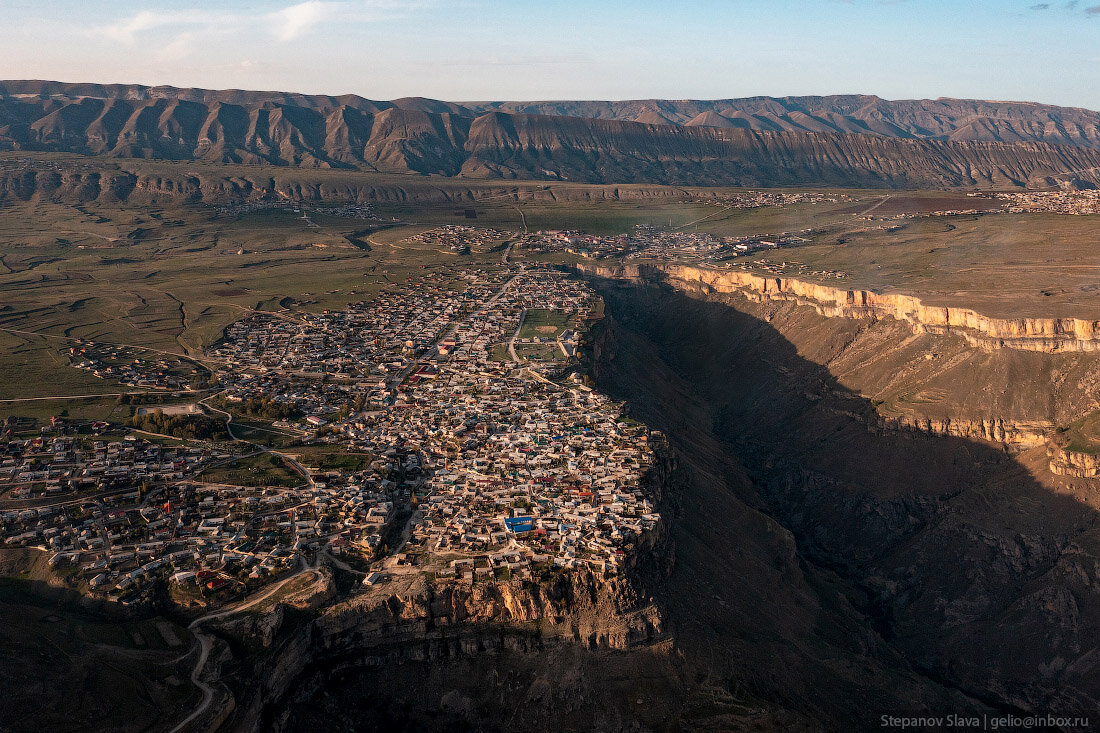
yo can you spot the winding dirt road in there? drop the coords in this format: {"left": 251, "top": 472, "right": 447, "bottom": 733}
{"left": 168, "top": 561, "right": 321, "bottom": 733}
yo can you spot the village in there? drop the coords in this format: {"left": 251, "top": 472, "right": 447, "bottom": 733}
{"left": 404, "top": 224, "right": 507, "bottom": 254}
{"left": 705, "top": 189, "right": 849, "bottom": 209}
{"left": 520, "top": 223, "right": 811, "bottom": 263}
{"left": 0, "top": 256, "right": 659, "bottom": 606}
{"left": 991, "top": 188, "right": 1100, "bottom": 215}
{"left": 67, "top": 341, "right": 206, "bottom": 391}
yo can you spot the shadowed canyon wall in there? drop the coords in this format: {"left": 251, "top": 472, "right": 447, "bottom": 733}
{"left": 585, "top": 277, "right": 1100, "bottom": 722}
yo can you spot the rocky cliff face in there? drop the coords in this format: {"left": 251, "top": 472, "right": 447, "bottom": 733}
{"left": 314, "top": 569, "right": 664, "bottom": 658}
{"left": 222, "top": 565, "right": 675, "bottom": 732}
{"left": 879, "top": 415, "right": 1050, "bottom": 449}
{"left": 1048, "top": 447, "right": 1100, "bottom": 477}
{"left": 580, "top": 262, "right": 1100, "bottom": 468}
{"left": 586, "top": 263, "right": 1100, "bottom": 353}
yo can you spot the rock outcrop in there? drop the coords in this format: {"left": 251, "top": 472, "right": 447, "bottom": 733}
{"left": 221, "top": 567, "right": 668, "bottom": 733}
{"left": 880, "top": 415, "right": 1050, "bottom": 449}
{"left": 317, "top": 570, "right": 664, "bottom": 656}
{"left": 1048, "top": 446, "right": 1100, "bottom": 477}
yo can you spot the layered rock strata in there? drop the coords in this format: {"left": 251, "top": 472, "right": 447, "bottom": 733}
{"left": 583, "top": 263, "right": 1100, "bottom": 353}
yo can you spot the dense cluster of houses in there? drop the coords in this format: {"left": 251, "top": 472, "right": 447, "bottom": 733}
{"left": 1, "top": 234, "right": 660, "bottom": 604}
{"left": 0, "top": 428, "right": 403, "bottom": 603}
{"left": 407, "top": 373, "right": 656, "bottom": 576}
{"left": 405, "top": 225, "right": 506, "bottom": 254}
{"left": 521, "top": 230, "right": 634, "bottom": 259}
{"left": 993, "top": 190, "right": 1100, "bottom": 215}
{"left": 212, "top": 200, "right": 378, "bottom": 220}
{"left": 626, "top": 225, "right": 814, "bottom": 262}
{"left": 0, "top": 434, "right": 258, "bottom": 603}
{"left": 2, "top": 481, "right": 319, "bottom": 604}
{"left": 326, "top": 266, "right": 654, "bottom": 574}
{"left": 208, "top": 269, "right": 511, "bottom": 423}
{"left": 210, "top": 270, "right": 507, "bottom": 379}
{"left": 522, "top": 224, "right": 811, "bottom": 264}
{"left": 708, "top": 189, "right": 848, "bottom": 209}
{"left": 0, "top": 434, "right": 212, "bottom": 501}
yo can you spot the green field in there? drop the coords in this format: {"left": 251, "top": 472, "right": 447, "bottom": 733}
{"left": 515, "top": 343, "right": 567, "bottom": 361}
{"left": 196, "top": 452, "right": 303, "bottom": 487}
{"left": 286, "top": 445, "right": 375, "bottom": 472}
{"left": 1059, "top": 410, "right": 1100, "bottom": 454}
{"left": 518, "top": 308, "right": 573, "bottom": 339}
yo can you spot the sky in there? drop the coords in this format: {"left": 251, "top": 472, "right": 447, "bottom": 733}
{"left": 3, "top": 0, "right": 1100, "bottom": 108}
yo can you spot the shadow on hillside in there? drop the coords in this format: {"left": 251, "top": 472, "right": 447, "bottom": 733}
{"left": 587, "top": 275, "right": 1100, "bottom": 725}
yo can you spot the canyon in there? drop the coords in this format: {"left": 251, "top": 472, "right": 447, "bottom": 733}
{"left": 174, "top": 268, "right": 1100, "bottom": 731}
{"left": 581, "top": 275, "right": 1100, "bottom": 723}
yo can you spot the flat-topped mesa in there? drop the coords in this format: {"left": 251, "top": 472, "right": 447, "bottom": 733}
{"left": 582, "top": 263, "right": 1100, "bottom": 353}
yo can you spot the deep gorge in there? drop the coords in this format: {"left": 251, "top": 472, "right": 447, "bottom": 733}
{"left": 217, "top": 276, "right": 1100, "bottom": 732}
{"left": 587, "top": 278, "right": 1100, "bottom": 725}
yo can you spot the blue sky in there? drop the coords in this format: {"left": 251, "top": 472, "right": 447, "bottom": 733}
{"left": 4, "top": 1, "right": 1100, "bottom": 108}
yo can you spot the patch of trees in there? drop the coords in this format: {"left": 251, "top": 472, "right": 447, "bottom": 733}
{"left": 128, "top": 411, "right": 228, "bottom": 440}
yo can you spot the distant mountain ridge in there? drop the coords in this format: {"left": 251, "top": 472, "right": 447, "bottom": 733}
{"left": 4, "top": 80, "right": 1100, "bottom": 188}
{"left": 463, "top": 95, "right": 1100, "bottom": 149}
{"left": 8, "top": 81, "right": 1100, "bottom": 148}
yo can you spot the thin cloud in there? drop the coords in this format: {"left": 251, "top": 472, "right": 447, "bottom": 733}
{"left": 271, "top": 2, "right": 346, "bottom": 41}
{"left": 1087, "top": 4, "right": 1100, "bottom": 12}
{"left": 1029, "top": 3, "right": 1050, "bottom": 9}
{"left": 96, "top": 1, "right": 420, "bottom": 45}
{"left": 101, "top": 10, "right": 224, "bottom": 44}
{"left": 157, "top": 31, "right": 200, "bottom": 64}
